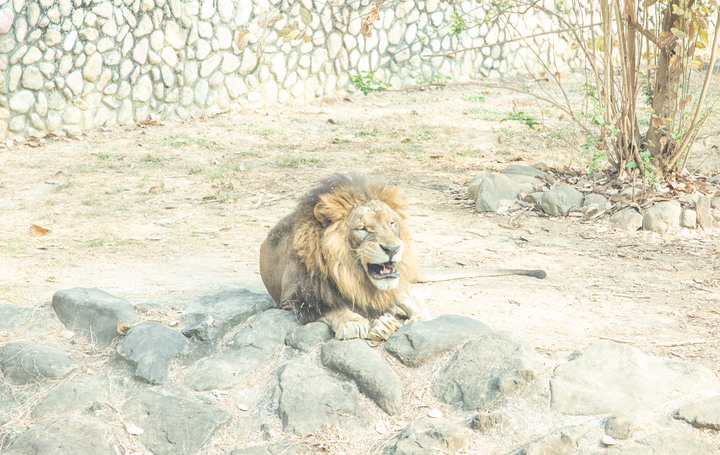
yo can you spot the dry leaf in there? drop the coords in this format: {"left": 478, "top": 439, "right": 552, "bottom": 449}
{"left": 29, "top": 224, "right": 50, "bottom": 237}
{"left": 117, "top": 321, "right": 133, "bottom": 335}
{"left": 266, "top": 14, "right": 282, "bottom": 26}
{"left": 283, "top": 29, "right": 301, "bottom": 42}
{"left": 651, "top": 117, "right": 665, "bottom": 128}
{"left": 235, "top": 30, "right": 250, "bottom": 51}
{"left": 300, "top": 6, "right": 312, "bottom": 26}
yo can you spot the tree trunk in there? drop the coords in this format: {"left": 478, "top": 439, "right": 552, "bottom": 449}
{"left": 643, "top": 0, "right": 694, "bottom": 176}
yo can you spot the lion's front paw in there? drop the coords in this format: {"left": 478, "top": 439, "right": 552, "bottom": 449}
{"left": 408, "top": 310, "right": 430, "bottom": 323}
{"left": 368, "top": 313, "right": 403, "bottom": 341}
{"left": 335, "top": 319, "right": 371, "bottom": 340}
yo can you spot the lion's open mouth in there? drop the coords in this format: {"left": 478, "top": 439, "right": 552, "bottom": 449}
{"left": 367, "top": 262, "right": 399, "bottom": 280}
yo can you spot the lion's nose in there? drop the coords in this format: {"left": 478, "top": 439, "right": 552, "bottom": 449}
{"left": 381, "top": 244, "right": 401, "bottom": 260}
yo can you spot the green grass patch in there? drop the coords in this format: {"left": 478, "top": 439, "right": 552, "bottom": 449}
{"left": 163, "top": 135, "right": 219, "bottom": 150}
{"left": 54, "top": 181, "right": 76, "bottom": 192}
{"left": 463, "top": 94, "right": 487, "bottom": 103}
{"left": 277, "top": 156, "right": 325, "bottom": 168}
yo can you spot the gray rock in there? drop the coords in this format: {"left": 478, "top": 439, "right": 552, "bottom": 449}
{"left": 0, "top": 303, "right": 33, "bottom": 330}
{"left": 185, "top": 346, "right": 266, "bottom": 391}
{"left": 642, "top": 200, "right": 681, "bottom": 234}
{"left": 674, "top": 395, "right": 720, "bottom": 430}
{"left": 636, "top": 429, "right": 714, "bottom": 454}
{"left": 116, "top": 321, "right": 188, "bottom": 384}
{"left": 286, "top": 321, "right": 333, "bottom": 352}
{"left": 52, "top": 287, "right": 136, "bottom": 346}
{"left": 228, "top": 309, "right": 299, "bottom": 351}
{"left": 385, "top": 315, "right": 491, "bottom": 367}
{"left": 541, "top": 183, "right": 584, "bottom": 216}
{"left": 277, "top": 359, "right": 374, "bottom": 435}
{"left": 611, "top": 208, "right": 643, "bottom": 231}
{"left": 524, "top": 191, "right": 544, "bottom": 204}
{"left": 473, "top": 173, "right": 534, "bottom": 212}
{"left": 605, "top": 415, "right": 637, "bottom": 440}
{"left": 696, "top": 195, "right": 713, "bottom": 231}
{"left": 508, "top": 425, "right": 589, "bottom": 455}
{"left": 505, "top": 173, "right": 543, "bottom": 189}
{"left": 711, "top": 196, "right": 720, "bottom": 209}
{"left": 2, "top": 415, "right": 117, "bottom": 455}
{"left": 383, "top": 419, "right": 470, "bottom": 455}
{"left": 180, "top": 288, "right": 273, "bottom": 342}
{"left": 550, "top": 341, "right": 720, "bottom": 415}
{"left": 321, "top": 339, "right": 403, "bottom": 415}
{"left": 432, "top": 331, "right": 546, "bottom": 410}
{"left": 471, "top": 412, "right": 506, "bottom": 432}
{"left": 595, "top": 429, "right": 715, "bottom": 455}
{"left": 502, "top": 164, "right": 548, "bottom": 178}
{"left": 467, "top": 172, "right": 487, "bottom": 200}
{"left": 122, "top": 391, "right": 231, "bottom": 455}
{"left": 230, "top": 441, "right": 313, "bottom": 454}
{"left": 680, "top": 209, "right": 697, "bottom": 228}
{"left": 31, "top": 380, "right": 105, "bottom": 419}
{"left": 584, "top": 193, "right": 608, "bottom": 208}
{"left": 185, "top": 309, "right": 299, "bottom": 391}
{"left": 0, "top": 342, "right": 81, "bottom": 384}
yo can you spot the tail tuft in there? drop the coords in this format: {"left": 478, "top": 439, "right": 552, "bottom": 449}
{"left": 529, "top": 269, "right": 547, "bottom": 279}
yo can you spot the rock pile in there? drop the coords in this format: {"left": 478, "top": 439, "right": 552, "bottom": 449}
{"left": 468, "top": 165, "right": 720, "bottom": 234}
{"left": 1, "top": 287, "right": 719, "bottom": 454}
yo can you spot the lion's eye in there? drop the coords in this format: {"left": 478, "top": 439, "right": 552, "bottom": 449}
{"left": 358, "top": 227, "right": 369, "bottom": 233}
{"left": 390, "top": 221, "right": 398, "bottom": 229}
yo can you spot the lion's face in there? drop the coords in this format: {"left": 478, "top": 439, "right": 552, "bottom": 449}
{"left": 346, "top": 200, "right": 405, "bottom": 291}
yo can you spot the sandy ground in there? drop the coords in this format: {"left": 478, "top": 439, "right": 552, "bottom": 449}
{"left": 1, "top": 80, "right": 719, "bottom": 381}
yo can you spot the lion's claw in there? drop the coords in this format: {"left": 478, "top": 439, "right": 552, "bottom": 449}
{"left": 367, "top": 313, "right": 403, "bottom": 341}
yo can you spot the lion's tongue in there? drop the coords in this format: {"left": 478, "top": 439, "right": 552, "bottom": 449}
{"left": 380, "top": 262, "right": 395, "bottom": 274}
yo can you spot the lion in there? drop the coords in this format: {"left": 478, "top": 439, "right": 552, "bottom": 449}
{"left": 259, "top": 173, "right": 546, "bottom": 341}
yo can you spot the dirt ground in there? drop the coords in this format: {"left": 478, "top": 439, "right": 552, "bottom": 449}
{"left": 1, "top": 78, "right": 720, "bottom": 383}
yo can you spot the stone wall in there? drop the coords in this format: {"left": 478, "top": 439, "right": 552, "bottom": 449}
{"left": 0, "top": 0, "right": 579, "bottom": 143}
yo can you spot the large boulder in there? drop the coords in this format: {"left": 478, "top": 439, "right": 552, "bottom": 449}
{"left": 642, "top": 200, "right": 681, "bottom": 234}
{"left": 541, "top": 183, "right": 584, "bottom": 216}
{"left": 116, "top": 321, "right": 189, "bottom": 384}
{"left": 122, "top": 391, "right": 231, "bottom": 455}
{"left": 550, "top": 341, "right": 720, "bottom": 415}
{"left": 383, "top": 419, "right": 470, "bottom": 455}
{"left": 385, "top": 315, "right": 491, "bottom": 367}
{"left": 2, "top": 415, "right": 117, "bottom": 455}
{"left": 321, "top": 339, "right": 403, "bottom": 415}
{"left": 472, "top": 173, "right": 534, "bottom": 212}
{"left": 180, "top": 289, "right": 273, "bottom": 343}
{"left": 0, "top": 342, "right": 81, "bottom": 384}
{"left": 432, "top": 330, "right": 547, "bottom": 410}
{"left": 52, "top": 287, "right": 136, "bottom": 346}
{"left": 277, "top": 359, "right": 374, "bottom": 435}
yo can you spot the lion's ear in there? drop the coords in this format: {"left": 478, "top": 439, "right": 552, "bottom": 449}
{"left": 314, "top": 194, "right": 352, "bottom": 226}
{"left": 379, "top": 186, "right": 409, "bottom": 218}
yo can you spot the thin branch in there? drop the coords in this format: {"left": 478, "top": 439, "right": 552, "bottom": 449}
{"left": 626, "top": 10, "right": 662, "bottom": 47}
{"left": 422, "top": 23, "right": 601, "bottom": 58}
{"left": 670, "top": 8, "right": 720, "bottom": 166}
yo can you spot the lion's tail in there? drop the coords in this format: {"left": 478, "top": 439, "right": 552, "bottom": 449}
{"left": 414, "top": 268, "right": 546, "bottom": 282}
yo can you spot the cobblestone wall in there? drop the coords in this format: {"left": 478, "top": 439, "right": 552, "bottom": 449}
{"left": 0, "top": 0, "right": 579, "bottom": 143}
